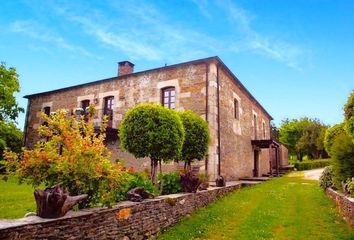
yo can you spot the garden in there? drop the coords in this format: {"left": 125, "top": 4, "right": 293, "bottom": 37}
{"left": 1, "top": 103, "right": 211, "bottom": 218}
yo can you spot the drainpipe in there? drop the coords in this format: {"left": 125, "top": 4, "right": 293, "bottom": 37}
{"left": 23, "top": 98, "right": 31, "bottom": 147}
{"left": 216, "top": 64, "right": 221, "bottom": 176}
{"left": 205, "top": 62, "right": 209, "bottom": 175}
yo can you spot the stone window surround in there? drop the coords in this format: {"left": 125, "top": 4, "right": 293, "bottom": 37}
{"left": 262, "top": 119, "right": 266, "bottom": 139}
{"left": 232, "top": 91, "right": 242, "bottom": 121}
{"left": 157, "top": 79, "right": 180, "bottom": 110}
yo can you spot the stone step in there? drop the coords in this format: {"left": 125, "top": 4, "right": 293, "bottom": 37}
{"left": 239, "top": 177, "right": 270, "bottom": 182}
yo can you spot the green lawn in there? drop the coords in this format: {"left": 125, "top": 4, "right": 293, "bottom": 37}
{"left": 0, "top": 175, "right": 37, "bottom": 219}
{"left": 158, "top": 173, "right": 354, "bottom": 240}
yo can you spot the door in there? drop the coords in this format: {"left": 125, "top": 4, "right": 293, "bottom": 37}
{"left": 253, "top": 150, "right": 259, "bottom": 177}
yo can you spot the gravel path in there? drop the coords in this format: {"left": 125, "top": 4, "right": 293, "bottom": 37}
{"left": 303, "top": 168, "right": 325, "bottom": 180}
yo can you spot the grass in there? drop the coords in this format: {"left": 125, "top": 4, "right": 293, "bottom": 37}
{"left": 158, "top": 172, "right": 354, "bottom": 240}
{"left": 0, "top": 175, "right": 37, "bottom": 219}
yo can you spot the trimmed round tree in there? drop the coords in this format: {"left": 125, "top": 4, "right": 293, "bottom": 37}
{"left": 119, "top": 103, "right": 184, "bottom": 184}
{"left": 178, "top": 110, "right": 210, "bottom": 169}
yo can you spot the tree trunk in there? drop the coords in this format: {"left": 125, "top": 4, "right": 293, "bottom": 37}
{"left": 34, "top": 183, "right": 88, "bottom": 218}
{"left": 150, "top": 158, "right": 158, "bottom": 185}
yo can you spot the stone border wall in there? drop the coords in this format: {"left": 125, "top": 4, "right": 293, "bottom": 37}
{"left": 0, "top": 182, "right": 250, "bottom": 240}
{"left": 326, "top": 187, "right": 354, "bottom": 226}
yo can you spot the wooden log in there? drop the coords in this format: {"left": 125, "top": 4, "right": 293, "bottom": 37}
{"left": 34, "top": 183, "right": 88, "bottom": 218}
{"left": 127, "top": 187, "right": 154, "bottom": 202}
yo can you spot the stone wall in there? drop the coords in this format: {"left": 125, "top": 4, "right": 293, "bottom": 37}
{"left": 25, "top": 62, "right": 208, "bottom": 172}
{"left": 326, "top": 187, "right": 354, "bottom": 226}
{"left": 0, "top": 183, "right": 246, "bottom": 240}
{"left": 218, "top": 67, "right": 272, "bottom": 179}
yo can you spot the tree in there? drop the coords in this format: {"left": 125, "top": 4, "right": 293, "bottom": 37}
{"left": 178, "top": 110, "right": 210, "bottom": 169}
{"left": 0, "top": 63, "right": 24, "bottom": 122}
{"left": 279, "top": 119, "right": 303, "bottom": 160}
{"left": 344, "top": 91, "right": 354, "bottom": 140}
{"left": 279, "top": 118, "right": 327, "bottom": 160}
{"left": 0, "top": 121, "right": 22, "bottom": 172}
{"left": 119, "top": 103, "right": 184, "bottom": 184}
{"left": 4, "top": 109, "right": 129, "bottom": 208}
{"left": 324, "top": 123, "right": 345, "bottom": 156}
{"left": 330, "top": 131, "right": 354, "bottom": 188}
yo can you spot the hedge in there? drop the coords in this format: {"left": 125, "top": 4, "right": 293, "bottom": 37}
{"left": 294, "top": 159, "right": 332, "bottom": 171}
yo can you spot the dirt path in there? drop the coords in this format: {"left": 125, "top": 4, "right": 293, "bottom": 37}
{"left": 303, "top": 168, "right": 325, "bottom": 180}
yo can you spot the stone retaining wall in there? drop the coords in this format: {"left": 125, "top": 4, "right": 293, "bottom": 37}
{"left": 0, "top": 182, "right": 247, "bottom": 240}
{"left": 326, "top": 187, "right": 354, "bottom": 226}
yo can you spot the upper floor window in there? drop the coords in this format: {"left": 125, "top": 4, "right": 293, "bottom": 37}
{"left": 234, "top": 99, "right": 239, "bottom": 119}
{"left": 162, "top": 87, "right": 176, "bottom": 109}
{"left": 43, "top": 106, "right": 51, "bottom": 116}
{"left": 253, "top": 114, "right": 257, "bottom": 140}
{"left": 104, "top": 96, "right": 114, "bottom": 128}
{"left": 81, "top": 100, "right": 90, "bottom": 113}
{"left": 262, "top": 122, "right": 266, "bottom": 139}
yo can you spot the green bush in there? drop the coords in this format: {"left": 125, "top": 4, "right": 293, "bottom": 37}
{"left": 294, "top": 159, "right": 331, "bottom": 171}
{"left": 119, "top": 103, "right": 184, "bottom": 184}
{"left": 346, "top": 178, "right": 354, "bottom": 197}
{"left": 158, "top": 172, "right": 182, "bottom": 195}
{"left": 4, "top": 110, "right": 130, "bottom": 208}
{"left": 319, "top": 166, "right": 334, "bottom": 190}
{"left": 331, "top": 132, "right": 354, "bottom": 188}
{"left": 112, "top": 171, "right": 157, "bottom": 202}
{"left": 324, "top": 123, "right": 345, "bottom": 156}
{"left": 178, "top": 111, "right": 210, "bottom": 168}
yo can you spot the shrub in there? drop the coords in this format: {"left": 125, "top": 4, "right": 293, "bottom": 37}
{"left": 331, "top": 132, "right": 354, "bottom": 188}
{"left": 112, "top": 171, "right": 157, "bottom": 202}
{"left": 119, "top": 103, "right": 184, "bottom": 184}
{"left": 180, "top": 170, "right": 202, "bottom": 193}
{"left": 294, "top": 159, "right": 331, "bottom": 171}
{"left": 324, "top": 123, "right": 345, "bottom": 156}
{"left": 158, "top": 172, "right": 182, "bottom": 195}
{"left": 0, "top": 121, "right": 23, "bottom": 173}
{"left": 178, "top": 110, "right": 210, "bottom": 169}
{"left": 346, "top": 178, "right": 354, "bottom": 197}
{"left": 4, "top": 110, "right": 129, "bottom": 208}
{"left": 319, "top": 166, "right": 334, "bottom": 190}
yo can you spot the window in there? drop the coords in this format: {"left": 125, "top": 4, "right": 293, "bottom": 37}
{"left": 104, "top": 96, "right": 114, "bottom": 128}
{"left": 253, "top": 114, "right": 257, "bottom": 140}
{"left": 162, "top": 87, "right": 176, "bottom": 109}
{"left": 81, "top": 100, "right": 90, "bottom": 113}
{"left": 43, "top": 106, "right": 51, "bottom": 116}
{"left": 234, "top": 99, "right": 239, "bottom": 119}
{"left": 262, "top": 122, "right": 266, "bottom": 139}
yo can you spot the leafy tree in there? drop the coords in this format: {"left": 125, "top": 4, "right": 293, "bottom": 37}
{"left": 119, "top": 103, "right": 184, "bottom": 184}
{"left": 324, "top": 123, "right": 345, "bottom": 156}
{"left": 279, "top": 119, "right": 302, "bottom": 158}
{"left": 178, "top": 110, "right": 210, "bottom": 169}
{"left": 0, "top": 63, "right": 24, "bottom": 122}
{"left": 4, "top": 109, "right": 129, "bottom": 208}
{"left": 330, "top": 131, "right": 354, "bottom": 188}
{"left": 0, "top": 121, "right": 22, "bottom": 172}
{"left": 279, "top": 118, "right": 327, "bottom": 160}
{"left": 344, "top": 91, "right": 354, "bottom": 140}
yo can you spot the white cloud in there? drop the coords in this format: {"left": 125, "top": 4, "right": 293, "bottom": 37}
{"left": 8, "top": 20, "right": 98, "bottom": 59}
{"left": 217, "top": 0, "right": 305, "bottom": 70}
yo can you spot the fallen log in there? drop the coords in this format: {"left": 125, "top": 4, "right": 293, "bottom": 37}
{"left": 34, "top": 183, "right": 88, "bottom": 218}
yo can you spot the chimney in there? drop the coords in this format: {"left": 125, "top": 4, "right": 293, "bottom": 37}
{"left": 118, "top": 61, "right": 134, "bottom": 76}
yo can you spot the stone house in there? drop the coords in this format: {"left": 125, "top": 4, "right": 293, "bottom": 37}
{"left": 23, "top": 56, "right": 288, "bottom": 181}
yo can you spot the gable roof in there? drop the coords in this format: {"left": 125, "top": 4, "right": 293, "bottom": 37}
{"left": 23, "top": 56, "right": 273, "bottom": 120}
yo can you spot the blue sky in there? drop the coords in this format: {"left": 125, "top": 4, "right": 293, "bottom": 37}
{"left": 1, "top": 0, "right": 353, "bottom": 129}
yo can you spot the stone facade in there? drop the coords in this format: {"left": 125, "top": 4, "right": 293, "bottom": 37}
{"left": 0, "top": 182, "right": 249, "bottom": 240}
{"left": 326, "top": 187, "right": 354, "bottom": 226}
{"left": 23, "top": 56, "right": 285, "bottom": 180}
